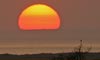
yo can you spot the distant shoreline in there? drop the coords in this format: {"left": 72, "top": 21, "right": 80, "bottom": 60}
{"left": 0, "top": 52, "right": 99, "bottom": 60}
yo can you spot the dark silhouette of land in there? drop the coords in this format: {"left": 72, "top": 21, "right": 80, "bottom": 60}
{"left": 0, "top": 52, "right": 100, "bottom": 60}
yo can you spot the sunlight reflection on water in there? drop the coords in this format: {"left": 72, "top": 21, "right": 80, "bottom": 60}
{"left": 0, "top": 47, "right": 99, "bottom": 54}
{"left": 0, "top": 47, "right": 72, "bottom": 54}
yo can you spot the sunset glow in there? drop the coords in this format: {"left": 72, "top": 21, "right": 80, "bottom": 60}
{"left": 18, "top": 4, "right": 60, "bottom": 30}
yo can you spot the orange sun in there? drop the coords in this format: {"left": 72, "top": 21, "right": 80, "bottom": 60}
{"left": 18, "top": 4, "right": 60, "bottom": 30}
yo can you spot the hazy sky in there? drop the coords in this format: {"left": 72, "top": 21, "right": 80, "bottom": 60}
{"left": 0, "top": 0, "right": 100, "bottom": 47}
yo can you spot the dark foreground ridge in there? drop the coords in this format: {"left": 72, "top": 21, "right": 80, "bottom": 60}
{"left": 0, "top": 52, "right": 100, "bottom": 60}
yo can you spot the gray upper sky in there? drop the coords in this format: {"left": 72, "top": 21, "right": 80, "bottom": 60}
{"left": 0, "top": 0, "right": 100, "bottom": 46}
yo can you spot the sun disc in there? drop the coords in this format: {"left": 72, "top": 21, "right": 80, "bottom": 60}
{"left": 18, "top": 4, "right": 60, "bottom": 30}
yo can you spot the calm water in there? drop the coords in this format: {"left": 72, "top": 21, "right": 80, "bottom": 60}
{"left": 0, "top": 47, "right": 75, "bottom": 54}
{"left": 0, "top": 47, "right": 99, "bottom": 55}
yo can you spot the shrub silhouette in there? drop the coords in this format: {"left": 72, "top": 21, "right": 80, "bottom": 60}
{"left": 67, "top": 40, "right": 92, "bottom": 60}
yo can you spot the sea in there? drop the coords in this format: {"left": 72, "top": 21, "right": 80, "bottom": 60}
{"left": 0, "top": 46, "right": 99, "bottom": 55}
{"left": 0, "top": 47, "right": 73, "bottom": 55}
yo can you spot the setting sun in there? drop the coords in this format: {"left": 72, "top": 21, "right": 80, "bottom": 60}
{"left": 18, "top": 4, "right": 60, "bottom": 30}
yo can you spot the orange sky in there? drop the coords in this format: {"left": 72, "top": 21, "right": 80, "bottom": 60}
{"left": 0, "top": 0, "right": 100, "bottom": 51}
